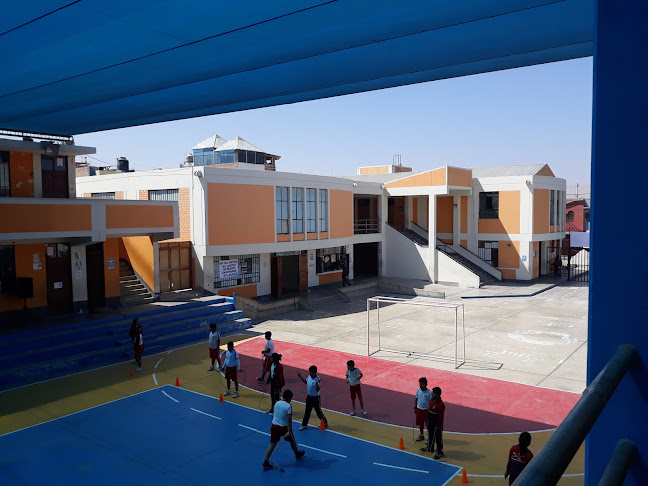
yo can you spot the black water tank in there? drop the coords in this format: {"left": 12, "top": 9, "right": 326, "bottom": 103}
{"left": 117, "top": 157, "right": 129, "bottom": 172}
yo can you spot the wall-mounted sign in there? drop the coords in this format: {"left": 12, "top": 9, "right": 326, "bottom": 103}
{"left": 33, "top": 253, "right": 40, "bottom": 263}
{"left": 522, "top": 255, "right": 527, "bottom": 262}
{"left": 33, "top": 263, "right": 42, "bottom": 270}
{"left": 276, "top": 251, "right": 301, "bottom": 256}
{"left": 75, "top": 261, "right": 82, "bottom": 268}
{"left": 76, "top": 270, "right": 83, "bottom": 279}
{"left": 53, "top": 282, "right": 63, "bottom": 289}
{"left": 107, "top": 257, "right": 115, "bottom": 269}
{"left": 219, "top": 260, "right": 239, "bottom": 278}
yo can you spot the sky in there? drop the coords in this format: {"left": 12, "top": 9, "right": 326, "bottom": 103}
{"left": 75, "top": 57, "right": 593, "bottom": 187}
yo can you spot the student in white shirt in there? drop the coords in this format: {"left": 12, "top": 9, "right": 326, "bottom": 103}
{"left": 297, "top": 365, "right": 328, "bottom": 430}
{"left": 414, "top": 377, "right": 432, "bottom": 441}
{"left": 345, "top": 359, "right": 367, "bottom": 416}
{"left": 207, "top": 323, "right": 221, "bottom": 371}
{"left": 257, "top": 331, "right": 275, "bottom": 382}
{"left": 262, "top": 390, "right": 305, "bottom": 470}
{"left": 219, "top": 341, "right": 242, "bottom": 398}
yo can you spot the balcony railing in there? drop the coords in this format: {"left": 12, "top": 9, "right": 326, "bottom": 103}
{"left": 354, "top": 218, "right": 380, "bottom": 234}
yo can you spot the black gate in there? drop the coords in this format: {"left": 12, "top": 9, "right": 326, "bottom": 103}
{"left": 567, "top": 245, "right": 589, "bottom": 282}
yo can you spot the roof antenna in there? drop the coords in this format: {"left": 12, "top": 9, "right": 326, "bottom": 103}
{"left": 393, "top": 154, "right": 401, "bottom": 167}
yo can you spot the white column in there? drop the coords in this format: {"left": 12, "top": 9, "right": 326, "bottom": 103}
{"left": 70, "top": 244, "right": 88, "bottom": 313}
{"left": 427, "top": 194, "right": 437, "bottom": 283}
{"left": 452, "top": 195, "right": 460, "bottom": 246}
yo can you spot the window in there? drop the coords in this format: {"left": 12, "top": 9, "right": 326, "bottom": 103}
{"left": 276, "top": 186, "right": 289, "bottom": 234}
{"left": 292, "top": 188, "right": 304, "bottom": 233}
{"left": 307, "top": 188, "right": 317, "bottom": 233}
{"left": 91, "top": 192, "right": 115, "bottom": 199}
{"left": 550, "top": 191, "right": 556, "bottom": 225}
{"left": 41, "top": 156, "right": 67, "bottom": 172}
{"left": 316, "top": 247, "right": 347, "bottom": 273}
{"left": 319, "top": 189, "right": 328, "bottom": 232}
{"left": 193, "top": 148, "right": 214, "bottom": 166}
{"left": 566, "top": 211, "right": 575, "bottom": 222}
{"left": 0, "top": 245, "right": 16, "bottom": 293}
{"left": 214, "top": 150, "right": 235, "bottom": 165}
{"left": 0, "top": 151, "right": 10, "bottom": 197}
{"left": 478, "top": 241, "right": 499, "bottom": 267}
{"left": 149, "top": 189, "right": 179, "bottom": 201}
{"left": 479, "top": 192, "right": 499, "bottom": 219}
{"left": 213, "top": 254, "right": 260, "bottom": 288}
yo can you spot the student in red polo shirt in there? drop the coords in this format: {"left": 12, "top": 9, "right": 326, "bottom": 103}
{"left": 420, "top": 386, "right": 445, "bottom": 459}
{"left": 505, "top": 432, "right": 533, "bottom": 484}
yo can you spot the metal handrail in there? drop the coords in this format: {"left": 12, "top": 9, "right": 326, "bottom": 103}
{"left": 599, "top": 440, "right": 636, "bottom": 486}
{"left": 354, "top": 218, "right": 380, "bottom": 234}
{"left": 515, "top": 344, "right": 638, "bottom": 486}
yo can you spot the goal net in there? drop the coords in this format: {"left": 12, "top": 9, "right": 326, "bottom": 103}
{"left": 366, "top": 296, "right": 466, "bottom": 369}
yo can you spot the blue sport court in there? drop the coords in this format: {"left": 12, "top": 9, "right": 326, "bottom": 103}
{"left": 1, "top": 385, "right": 459, "bottom": 485}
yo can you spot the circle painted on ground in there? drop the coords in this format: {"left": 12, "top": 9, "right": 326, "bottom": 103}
{"left": 507, "top": 330, "right": 578, "bottom": 346}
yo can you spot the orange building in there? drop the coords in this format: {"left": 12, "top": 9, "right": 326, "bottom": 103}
{"left": 0, "top": 135, "right": 178, "bottom": 319}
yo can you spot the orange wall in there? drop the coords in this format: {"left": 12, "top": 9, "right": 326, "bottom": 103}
{"left": 436, "top": 196, "right": 454, "bottom": 233}
{"left": 358, "top": 166, "right": 390, "bottom": 175}
{"left": 218, "top": 284, "right": 257, "bottom": 298}
{"left": 532, "top": 242, "right": 539, "bottom": 278}
{"left": 277, "top": 234, "right": 290, "bottom": 242}
{"left": 478, "top": 191, "right": 520, "bottom": 234}
{"left": 447, "top": 167, "right": 472, "bottom": 187}
{"left": 9, "top": 152, "right": 35, "bottom": 197}
{"left": 106, "top": 204, "right": 174, "bottom": 229}
{"left": 319, "top": 232, "right": 328, "bottom": 239}
{"left": 103, "top": 238, "right": 121, "bottom": 298}
{"left": 534, "top": 189, "right": 550, "bottom": 234}
{"left": 122, "top": 236, "right": 155, "bottom": 290}
{"left": 460, "top": 196, "right": 468, "bottom": 233}
{"left": 330, "top": 189, "right": 353, "bottom": 239}
{"left": 0, "top": 244, "right": 48, "bottom": 312}
{"left": 460, "top": 239, "right": 467, "bottom": 249}
{"left": 0, "top": 204, "right": 91, "bottom": 233}
{"left": 498, "top": 240, "right": 520, "bottom": 269}
{"left": 208, "top": 184, "right": 275, "bottom": 245}
{"left": 386, "top": 167, "right": 446, "bottom": 188}
{"left": 293, "top": 233, "right": 305, "bottom": 241}
{"left": 318, "top": 271, "right": 342, "bottom": 285}
{"left": 500, "top": 269, "right": 517, "bottom": 280}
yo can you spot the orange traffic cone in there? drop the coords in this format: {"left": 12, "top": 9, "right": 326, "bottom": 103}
{"left": 461, "top": 469, "right": 469, "bottom": 484}
{"left": 175, "top": 377, "right": 180, "bottom": 387}
{"left": 319, "top": 419, "right": 326, "bottom": 431}
{"left": 130, "top": 370, "right": 134, "bottom": 377}
{"left": 219, "top": 393, "right": 224, "bottom": 403}
{"left": 398, "top": 437, "right": 405, "bottom": 450}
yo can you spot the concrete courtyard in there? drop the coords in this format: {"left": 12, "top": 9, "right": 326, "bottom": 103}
{"left": 250, "top": 279, "right": 589, "bottom": 394}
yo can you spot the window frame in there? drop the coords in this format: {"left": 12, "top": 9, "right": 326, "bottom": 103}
{"left": 91, "top": 192, "right": 116, "bottom": 199}
{"left": 275, "top": 186, "right": 290, "bottom": 234}
{"left": 292, "top": 187, "right": 304, "bottom": 234}
{"left": 479, "top": 191, "right": 499, "bottom": 219}
{"left": 213, "top": 254, "right": 260, "bottom": 288}
{"left": 319, "top": 189, "right": 328, "bottom": 232}
{"left": 306, "top": 188, "right": 317, "bottom": 233}
{"left": 0, "top": 151, "right": 10, "bottom": 197}
{"left": 149, "top": 189, "right": 179, "bottom": 201}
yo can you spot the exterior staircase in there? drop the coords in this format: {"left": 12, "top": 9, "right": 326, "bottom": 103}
{"left": 435, "top": 243, "right": 498, "bottom": 287}
{"left": 120, "top": 259, "right": 155, "bottom": 306}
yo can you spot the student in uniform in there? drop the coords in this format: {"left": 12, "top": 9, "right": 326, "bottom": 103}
{"left": 421, "top": 386, "right": 446, "bottom": 459}
{"left": 257, "top": 332, "right": 275, "bottom": 382}
{"left": 297, "top": 365, "right": 328, "bottom": 430}
{"left": 207, "top": 323, "right": 221, "bottom": 371}
{"left": 262, "top": 390, "right": 305, "bottom": 470}
{"left": 220, "top": 341, "right": 241, "bottom": 398}
{"left": 267, "top": 353, "right": 285, "bottom": 414}
{"left": 345, "top": 360, "right": 367, "bottom": 416}
{"left": 505, "top": 432, "right": 533, "bottom": 484}
{"left": 131, "top": 320, "right": 144, "bottom": 371}
{"left": 414, "top": 377, "right": 432, "bottom": 441}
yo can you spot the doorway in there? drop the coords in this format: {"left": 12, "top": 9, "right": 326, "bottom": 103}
{"left": 45, "top": 243, "right": 73, "bottom": 315}
{"left": 388, "top": 197, "right": 405, "bottom": 230}
{"left": 41, "top": 156, "right": 69, "bottom": 198}
{"left": 159, "top": 241, "right": 193, "bottom": 292}
{"left": 86, "top": 243, "right": 106, "bottom": 310}
{"left": 271, "top": 252, "right": 308, "bottom": 299}
{"left": 353, "top": 242, "right": 379, "bottom": 277}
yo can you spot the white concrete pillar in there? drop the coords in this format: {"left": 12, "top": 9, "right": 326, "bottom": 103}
{"left": 70, "top": 244, "right": 88, "bottom": 314}
{"left": 452, "top": 195, "right": 460, "bottom": 246}
{"left": 427, "top": 194, "right": 437, "bottom": 283}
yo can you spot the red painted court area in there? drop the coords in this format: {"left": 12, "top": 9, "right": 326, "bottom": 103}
{"left": 234, "top": 338, "right": 579, "bottom": 434}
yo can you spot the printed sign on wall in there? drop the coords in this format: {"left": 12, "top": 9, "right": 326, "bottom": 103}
{"left": 107, "top": 258, "right": 115, "bottom": 269}
{"left": 219, "top": 260, "right": 239, "bottom": 279}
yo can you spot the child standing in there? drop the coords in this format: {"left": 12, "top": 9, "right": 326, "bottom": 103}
{"left": 219, "top": 341, "right": 241, "bottom": 398}
{"left": 262, "top": 390, "right": 305, "bottom": 470}
{"left": 267, "top": 353, "right": 285, "bottom": 414}
{"left": 297, "top": 365, "right": 328, "bottom": 430}
{"left": 257, "top": 331, "right": 275, "bottom": 382}
{"left": 207, "top": 323, "right": 221, "bottom": 371}
{"left": 345, "top": 360, "right": 367, "bottom": 416}
{"left": 131, "top": 319, "right": 144, "bottom": 371}
{"left": 413, "top": 377, "right": 432, "bottom": 441}
{"left": 420, "top": 386, "right": 445, "bottom": 459}
{"left": 505, "top": 432, "right": 533, "bottom": 484}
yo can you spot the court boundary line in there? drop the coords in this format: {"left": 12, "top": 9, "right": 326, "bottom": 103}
{"left": 374, "top": 462, "right": 429, "bottom": 473}
{"left": 190, "top": 407, "right": 221, "bottom": 420}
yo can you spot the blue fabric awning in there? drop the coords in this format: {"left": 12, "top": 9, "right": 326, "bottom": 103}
{"left": 0, "top": 0, "right": 593, "bottom": 135}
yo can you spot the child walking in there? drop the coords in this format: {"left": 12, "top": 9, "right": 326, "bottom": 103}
{"left": 297, "top": 365, "right": 328, "bottom": 430}
{"left": 267, "top": 353, "right": 285, "bottom": 414}
{"left": 420, "top": 386, "right": 445, "bottom": 459}
{"left": 262, "top": 390, "right": 305, "bottom": 470}
{"left": 345, "top": 360, "right": 367, "bottom": 416}
{"left": 219, "top": 341, "right": 241, "bottom": 398}
{"left": 207, "top": 323, "right": 221, "bottom": 371}
{"left": 257, "top": 331, "right": 275, "bottom": 382}
{"left": 505, "top": 432, "right": 533, "bottom": 484}
{"left": 414, "top": 377, "right": 432, "bottom": 441}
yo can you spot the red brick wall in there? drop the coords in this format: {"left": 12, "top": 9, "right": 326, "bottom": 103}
{"left": 115, "top": 191, "right": 124, "bottom": 200}
{"left": 138, "top": 190, "right": 148, "bottom": 200}
{"left": 162, "top": 187, "right": 190, "bottom": 242}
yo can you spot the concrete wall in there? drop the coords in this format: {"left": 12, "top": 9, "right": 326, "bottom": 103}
{"left": 383, "top": 224, "right": 429, "bottom": 281}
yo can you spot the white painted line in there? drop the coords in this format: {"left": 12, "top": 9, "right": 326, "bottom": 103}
{"left": 152, "top": 373, "right": 158, "bottom": 385}
{"left": 161, "top": 390, "right": 179, "bottom": 403}
{"left": 154, "top": 358, "right": 163, "bottom": 369}
{"left": 374, "top": 462, "right": 429, "bottom": 474}
{"left": 460, "top": 473, "right": 584, "bottom": 478}
{"left": 298, "top": 443, "right": 347, "bottom": 458}
{"left": 190, "top": 408, "right": 221, "bottom": 420}
{"left": 238, "top": 424, "right": 270, "bottom": 436}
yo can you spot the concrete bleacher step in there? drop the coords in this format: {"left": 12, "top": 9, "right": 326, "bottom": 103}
{"left": 0, "top": 302, "right": 250, "bottom": 391}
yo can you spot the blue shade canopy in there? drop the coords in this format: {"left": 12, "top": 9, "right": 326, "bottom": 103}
{"left": 0, "top": 0, "right": 593, "bottom": 135}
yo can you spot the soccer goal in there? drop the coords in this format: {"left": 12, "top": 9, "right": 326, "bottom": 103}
{"left": 366, "top": 296, "right": 466, "bottom": 369}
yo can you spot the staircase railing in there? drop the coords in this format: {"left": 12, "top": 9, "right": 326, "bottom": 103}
{"left": 354, "top": 218, "right": 380, "bottom": 234}
{"left": 515, "top": 344, "right": 638, "bottom": 486}
{"left": 386, "top": 222, "right": 428, "bottom": 246}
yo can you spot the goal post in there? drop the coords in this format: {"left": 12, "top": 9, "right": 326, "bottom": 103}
{"left": 366, "top": 296, "right": 466, "bottom": 369}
